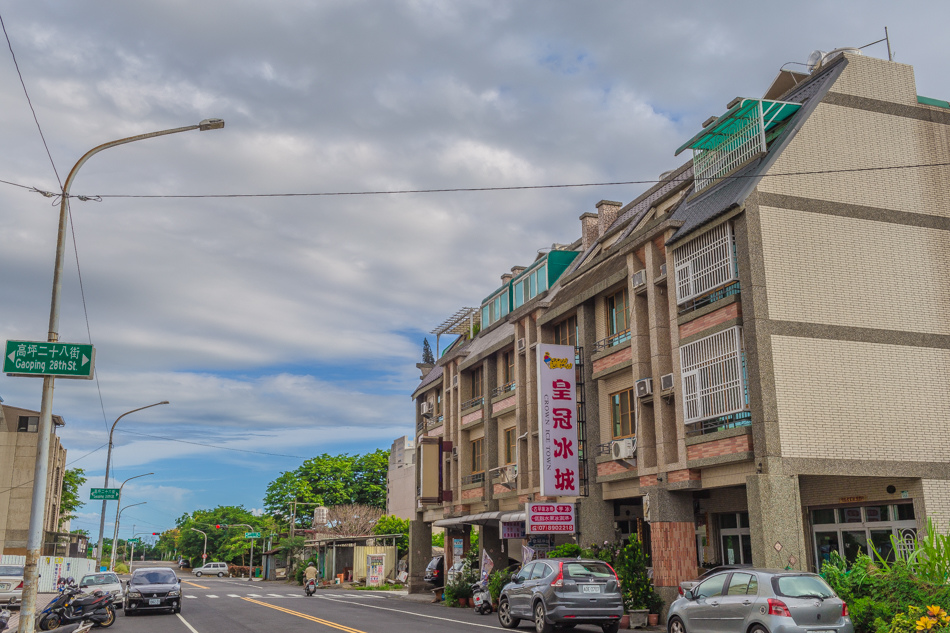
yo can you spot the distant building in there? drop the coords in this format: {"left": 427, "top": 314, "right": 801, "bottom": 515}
{"left": 387, "top": 436, "right": 415, "bottom": 519}
{"left": 0, "top": 403, "right": 68, "bottom": 555}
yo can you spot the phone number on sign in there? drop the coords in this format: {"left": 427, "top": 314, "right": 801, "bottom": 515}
{"left": 530, "top": 525, "right": 574, "bottom": 533}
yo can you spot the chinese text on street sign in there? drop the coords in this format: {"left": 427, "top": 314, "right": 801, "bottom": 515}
{"left": 536, "top": 343, "right": 580, "bottom": 496}
{"left": 89, "top": 488, "right": 120, "bottom": 500}
{"left": 526, "top": 503, "right": 575, "bottom": 534}
{"left": 4, "top": 340, "right": 95, "bottom": 379}
{"left": 244, "top": 532, "right": 261, "bottom": 539}
{"left": 127, "top": 538, "right": 140, "bottom": 544}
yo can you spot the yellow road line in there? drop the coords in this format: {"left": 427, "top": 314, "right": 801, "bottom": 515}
{"left": 242, "top": 598, "right": 366, "bottom": 632}
{"left": 182, "top": 580, "right": 208, "bottom": 588}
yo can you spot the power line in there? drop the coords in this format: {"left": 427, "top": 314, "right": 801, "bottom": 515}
{"left": 0, "top": 443, "right": 108, "bottom": 496}
{"left": 115, "top": 428, "right": 309, "bottom": 459}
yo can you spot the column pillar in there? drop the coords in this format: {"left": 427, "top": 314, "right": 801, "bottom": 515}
{"left": 746, "top": 473, "right": 807, "bottom": 570}
{"left": 408, "top": 518, "right": 432, "bottom": 594}
{"left": 644, "top": 487, "right": 696, "bottom": 613}
{"left": 480, "top": 523, "right": 505, "bottom": 574}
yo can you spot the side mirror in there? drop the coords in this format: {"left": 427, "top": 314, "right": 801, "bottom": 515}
{"left": 685, "top": 590, "right": 695, "bottom": 600}
{"left": 512, "top": 575, "right": 524, "bottom": 584}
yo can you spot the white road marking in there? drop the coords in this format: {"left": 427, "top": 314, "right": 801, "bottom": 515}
{"left": 227, "top": 594, "right": 240, "bottom": 597}
{"left": 247, "top": 593, "right": 261, "bottom": 597}
{"left": 206, "top": 595, "right": 218, "bottom": 598}
{"left": 176, "top": 613, "right": 202, "bottom": 633}
{"left": 185, "top": 595, "right": 198, "bottom": 599}
{"left": 317, "top": 595, "right": 506, "bottom": 629}
{"left": 267, "top": 593, "right": 284, "bottom": 597}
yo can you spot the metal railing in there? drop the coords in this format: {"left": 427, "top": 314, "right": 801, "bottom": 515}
{"left": 426, "top": 416, "right": 444, "bottom": 431}
{"left": 594, "top": 329, "right": 631, "bottom": 352}
{"left": 685, "top": 411, "right": 752, "bottom": 437}
{"left": 678, "top": 281, "right": 740, "bottom": 315}
{"left": 491, "top": 382, "right": 516, "bottom": 398}
{"left": 460, "top": 396, "right": 484, "bottom": 410}
{"left": 597, "top": 443, "right": 612, "bottom": 456}
{"left": 461, "top": 473, "right": 485, "bottom": 485}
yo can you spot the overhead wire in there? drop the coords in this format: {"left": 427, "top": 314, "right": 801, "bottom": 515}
{"left": 0, "top": 443, "right": 108, "bottom": 496}
{"left": 115, "top": 428, "right": 309, "bottom": 459}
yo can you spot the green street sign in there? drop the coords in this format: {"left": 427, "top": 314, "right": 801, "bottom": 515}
{"left": 245, "top": 532, "right": 261, "bottom": 539}
{"left": 4, "top": 340, "right": 95, "bottom": 379}
{"left": 127, "top": 538, "right": 140, "bottom": 544}
{"left": 90, "top": 488, "right": 120, "bottom": 500}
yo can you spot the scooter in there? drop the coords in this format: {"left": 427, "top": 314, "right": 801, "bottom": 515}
{"left": 304, "top": 578, "right": 317, "bottom": 596}
{"left": 1, "top": 608, "right": 11, "bottom": 633}
{"left": 472, "top": 579, "right": 492, "bottom": 615}
{"left": 37, "top": 585, "right": 116, "bottom": 630}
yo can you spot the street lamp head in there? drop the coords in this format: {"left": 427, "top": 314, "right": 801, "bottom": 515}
{"left": 198, "top": 118, "right": 225, "bottom": 131}
{"left": 159, "top": 401, "right": 170, "bottom": 405}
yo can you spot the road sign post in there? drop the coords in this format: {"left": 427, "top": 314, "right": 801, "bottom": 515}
{"left": 4, "top": 341, "right": 95, "bottom": 379}
{"left": 127, "top": 538, "right": 140, "bottom": 544}
{"left": 90, "top": 488, "right": 120, "bottom": 500}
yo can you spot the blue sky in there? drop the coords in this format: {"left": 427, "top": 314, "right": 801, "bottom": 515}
{"left": 1, "top": 1, "right": 949, "bottom": 544}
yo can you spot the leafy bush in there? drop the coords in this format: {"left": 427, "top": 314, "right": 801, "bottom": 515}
{"left": 488, "top": 568, "right": 514, "bottom": 604}
{"left": 113, "top": 563, "right": 129, "bottom": 574}
{"left": 443, "top": 575, "right": 472, "bottom": 606}
{"left": 548, "top": 543, "right": 583, "bottom": 558}
{"left": 880, "top": 605, "right": 950, "bottom": 633}
{"left": 615, "top": 538, "right": 662, "bottom": 614}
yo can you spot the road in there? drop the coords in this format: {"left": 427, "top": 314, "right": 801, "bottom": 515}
{"left": 117, "top": 572, "right": 610, "bottom": 633}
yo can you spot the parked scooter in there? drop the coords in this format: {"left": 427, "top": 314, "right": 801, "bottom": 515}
{"left": 472, "top": 579, "right": 492, "bottom": 615}
{"left": 36, "top": 582, "right": 116, "bottom": 630}
{"left": 304, "top": 578, "right": 317, "bottom": 596}
{"left": 0, "top": 608, "right": 11, "bottom": 633}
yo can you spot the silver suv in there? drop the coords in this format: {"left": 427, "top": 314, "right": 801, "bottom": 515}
{"left": 497, "top": 558, "right": 624, "bottom": 633}
{"left": 192, "top": 562, "right": 228, "bottom": 577}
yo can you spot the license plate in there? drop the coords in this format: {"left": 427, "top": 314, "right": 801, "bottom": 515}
{"left": 148, "top": 599, "right": 161, "bottom": 606}
{"left": 582, "top": 585, "right": 601, "bottom": 594}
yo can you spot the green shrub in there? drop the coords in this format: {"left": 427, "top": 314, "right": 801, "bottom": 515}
{"left": 614, "top": 538, "right": 661, "bottom": 614}
{"left": 113, "top": 563, "right": 129, "bottom": 574}
{"left": 548, "top": 543, "right": 583, "bottom": 558}
{"left": 488, "top": 568, "right": 514, "bottom": 604}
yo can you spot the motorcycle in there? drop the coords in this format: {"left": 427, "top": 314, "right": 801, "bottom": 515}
{"left": 304, "top": 578, "right": 317, "bottom": 596}
{"left": 37, "top": 584, "right": 116, "bottom": 630}
{"left": 1, "top": 608, "right": 10, "bottom": 633}
{"left": 472, "top": 579, "right": 492, "bottom": 615}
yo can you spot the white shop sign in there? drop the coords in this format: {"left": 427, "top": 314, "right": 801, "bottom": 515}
{"left": 526, "top": 502, "right": 576, "bottom": 535}
{"left": 536, "top": 344, "right": 580, "bottom": 497}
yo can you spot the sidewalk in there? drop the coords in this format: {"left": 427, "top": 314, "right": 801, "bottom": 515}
{"left": 4, "top": 594, "right": 57, "bottom": 632}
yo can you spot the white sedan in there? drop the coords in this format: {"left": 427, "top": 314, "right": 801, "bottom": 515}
{"left": 78, "top": 572, "right": 123, "bottom": 607}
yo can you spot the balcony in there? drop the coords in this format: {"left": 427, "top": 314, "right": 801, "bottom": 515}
{"left": 425, "top": 415, "right": 444, "bottom": 431}
{"left": 461, "top": 396, "right": 484, "bottom": 410}
{"left": 678, "top": 281, "right": 740, "bottom": 315}
{"left": 461, "top": 473, "right": 485, "bottom": 485}
{"left": 491, "top": 382, "right": 516, "bottom": 398}
{"left": 594, "top": 329, "right": 631, "bottom": 352}
{"left": 685, "top": 411, "right": 752, "bottom": 437}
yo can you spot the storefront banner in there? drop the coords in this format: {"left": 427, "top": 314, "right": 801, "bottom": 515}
{"left": 501, "top": 521, "right": 525, "bottom": 539}
{"left": 481, "top": 549, "right": 494, "bottom": 580}
{"left": 522, "top": 545, "right": 535, "bottom": 563}
{"left": 526, "top": 502, "right": 576, "bottom": 534}
{"left": 366, "top": 554, "right": 386, "bottom": 587}
{"left": 536, "top": 343, "right": 580, "bottom": 497}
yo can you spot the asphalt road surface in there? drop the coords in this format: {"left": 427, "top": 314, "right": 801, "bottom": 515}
{"left": 117, "top": 576, "right": 610, "bottom": 633}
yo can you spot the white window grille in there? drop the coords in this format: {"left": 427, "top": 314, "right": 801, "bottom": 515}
{"left": 680, "top": 326, "right": 746, "bottom": 424}
{"left": 673, "top": 222, "right": 737, "bottom": 304}
{"left": 692, "top": 101, "right": 767, "bottom": 194}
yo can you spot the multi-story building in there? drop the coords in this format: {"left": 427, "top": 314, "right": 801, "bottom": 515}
{"left": 0, "top": 402, "right": 69, "bottom": 556}
{"left": 407, "top": 50, "right": 950, "bottom": 606}
{"left": 387, "top": 435, "right": 416, "bottom": 520}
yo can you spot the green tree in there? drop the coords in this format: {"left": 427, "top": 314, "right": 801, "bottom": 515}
{"left": 59, "top": 468, "right": 86, "bottom": 528}
{"left": 373, "top": 515, "right": 410, "bottom": 556}
{"left": 174, "top": 505, "right": 264, "bottom": 563}
{"left": 422, "top": 339, "right": 435, "bottom": 364}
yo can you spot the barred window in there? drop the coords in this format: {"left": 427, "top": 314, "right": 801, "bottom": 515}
{"left": 673, "top": 222, "right": 737, "bottom": 304}
{"left": 680, "top": 326, "right": 746, "bottom": 423}
{"left": 504, "top": 427, "right": 516, "bottom": 465}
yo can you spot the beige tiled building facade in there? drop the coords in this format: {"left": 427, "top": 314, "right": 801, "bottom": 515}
{"left": 407, "top": 52, "right": 950, "bottom": 607}
{"left": 0, "top": 403, "right": 68, "bottom": 556}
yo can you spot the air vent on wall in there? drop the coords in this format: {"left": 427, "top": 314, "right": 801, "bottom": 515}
{"left": 631, "top": 270, "right": 646, "bottom": 288}
{"left": 660, "top": 373, "right": 674, "bottom": 391}
{"left": 636, "top": 378, "right": 653, "bottom": 398}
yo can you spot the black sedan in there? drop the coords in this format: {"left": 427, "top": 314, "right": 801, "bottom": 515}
{"left": 124, "top": 567, "right": 182, "bottom": 615}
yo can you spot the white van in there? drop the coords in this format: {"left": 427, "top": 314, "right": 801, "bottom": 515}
{"left": 193, "top": 562, "right": 228, "bottom": 577}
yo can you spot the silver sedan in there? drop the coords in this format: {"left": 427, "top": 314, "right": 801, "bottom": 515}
{"left": 667, "top": 569, "right": 853, "bottom": 633}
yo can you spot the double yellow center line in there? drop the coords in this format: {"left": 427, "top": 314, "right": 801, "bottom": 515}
{"left": 242, "top": 597, "right": 366, "bottom": 633}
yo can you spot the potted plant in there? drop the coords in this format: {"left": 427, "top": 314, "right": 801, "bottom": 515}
{"left": 614, "top": 538, "right": 662, "bottom": 629}
{"left": 455, "top": 578, "right": 473, "bottom": 607}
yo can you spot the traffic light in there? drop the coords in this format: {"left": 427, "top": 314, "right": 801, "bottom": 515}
{"left": 215, "top": 524, "right": 221, "bottom": 529}
{"left": 152, "top": 533, "right": 160, "bottom": 536}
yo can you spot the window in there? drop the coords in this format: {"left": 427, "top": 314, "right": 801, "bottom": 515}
{"left": 680, "top": 326, "right": 746, "bottom": 423}
{"left": 17, "top": 416, "right": 38, "bottom": 433}
{"left": 811, "top": 503, "right": 917, "bottom": 567}
{"left": 693, "top": 573, "right": 728, "bottom": 599}
{"left": 471, "top": 367, "right": 483, "bottom": 399}
{"left": 673, "top": 222, "right": 738, "bottom": 305}
{"left": 504, "top": 427, "right": 516, "bottom": 465}
{"left": 719, "top": 512, "right": 752, "bottom": 566}
{"left": 436, "top": 393, "right": 442, "bottom": 415}
{"left": 554, "top": 315, "right": 577, "bottom": 347}
{"left": 471, "top": 438, "right": 484, "bottom": 473}
{"left": 503, "top": 351, "right": 514, "bottom": 385}
{"left": 513, "top": 264, "right": 548, "bottom": 308}
{"left": 610, "top": 389, "right": 634, "bottom": 439}
{"left": 530, "top": 562, "right": 550, "bottom": 580}
{"left": 726, "top": 572, "right": 757, "bottom": 595}
{"left": 481, "top": 288, "right": 510, "bottom": 327}
{"left": 606, "top": 288, "right": 629, "bottom": 336}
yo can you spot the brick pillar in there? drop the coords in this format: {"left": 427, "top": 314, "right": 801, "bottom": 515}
{"left": 746, "top": 474, "right": 807, "bottom": 570}
{"left": 644, "top": 487, "right": 696, "bottom": 615}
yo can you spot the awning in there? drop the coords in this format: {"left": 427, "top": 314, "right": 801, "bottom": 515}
{"left": 433, "top": 511, "right": 502, "bottom": 528}
{"left": 499, "top": 512, "right": 526, "bottom": 523}
{"left": 674, "top": 98, "right": 801, "bottom": 156}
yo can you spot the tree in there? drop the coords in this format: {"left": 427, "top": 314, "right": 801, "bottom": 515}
{"left": 374, "top": 515, "right": 410, "bottom": 557}
{"left": 263, "top": 450, "right": 390, "bottom": 526}
{"left": 324, "top": 504, "right": 383, "bottom": 536}
{"left": 59, "top": 468, "right": 86, "bottom": 528}
{"left": 422, "top": 339, "right": 435, "bottom": 364}
{"left": 174, "top": 505, "right": 264, "bottom": 563}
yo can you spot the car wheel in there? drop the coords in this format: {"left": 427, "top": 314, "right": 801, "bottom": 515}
{"left": 217, "top": 572, "right": 224, "bottom": 577}
{"left": 601, "top": 622, "right": 620, "bottom": 633}
{"left": 497, "top": 598, "right": 520, "bottom": 629}
{"left": 669, "top": 616, "right": 686, "bottom": 633}
{"left": 534, "top": 601, "right": 554, "bottom": 633}
{"left": 195, "top": 572, "right": 202, "bottom": 577}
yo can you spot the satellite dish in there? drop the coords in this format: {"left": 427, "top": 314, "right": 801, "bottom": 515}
{"left": 806, "top": 50, "right": 826, "bottom": 73}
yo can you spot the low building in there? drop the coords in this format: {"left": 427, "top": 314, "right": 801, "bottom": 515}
{"left": 0, "top": 402, "right": 68, "bottom": 555}
{"left": 408, "top": 49, "right": 950, "bottom": 606}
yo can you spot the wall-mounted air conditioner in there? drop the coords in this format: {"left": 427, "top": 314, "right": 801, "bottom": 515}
{"left": 636, "top": 377, "right": 653, "bottom": 398}
{"left": 611, "top": 437, "right": 637, "bottom": 460}
{"left": 517, "top": 338, "right": 526, "bottom": 352}
{"left": 660, "top": 373, "right": 674, "bottom": 391}
{"left": 421, "top": 402, "right": 431, "bottom": 414}
{"left": 453, "top": 375, "right": 459, "bottom": 387}
{"left": 659, "top": 263, "right": 667, "bottom": 277}
{"left": 631, "top": 270, "right": 646, "bottom": 288}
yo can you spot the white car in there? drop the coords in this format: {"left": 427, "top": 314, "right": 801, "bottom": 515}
{"left": 78, "top": 572, "right": 123, "bottom": 607}
{"left": 192, "top": 562, "right": 228, "bottom": 577}
{"left": 0, "top": 565, "right": 23, "bottom": 607}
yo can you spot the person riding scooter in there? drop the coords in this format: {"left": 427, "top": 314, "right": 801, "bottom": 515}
{"left": 304, "top": 562, "right": 318, "bottom": 596}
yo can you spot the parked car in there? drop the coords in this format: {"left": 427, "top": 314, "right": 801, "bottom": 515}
{"left": 423, "top": 556, "right": 444, "bottom": 587}
{"left": 192, "top": 562, "right": 228, "bottom": 577}
{"left": 497, "top": 558, "right": 623, "bottom": 633}
{"left": 124, "top": 567, "right": 182, "bottom": 615}
{"left": 678, "top": 565, "right": 745, "bottom": 595}
{"left": 668, "top": 568, "right": 853, "bottom": 633}
{"left": 78, "top": 572, "right": 123, "bottom": 607}
{"left": 0, "top": 566, "right": 23, "bottom": 608}
{"left": 445, "top": 561, "right": 465, "bottom": 586}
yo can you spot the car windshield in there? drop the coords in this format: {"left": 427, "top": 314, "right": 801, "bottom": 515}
{"left": 426, "top": 558, "right": 441, "bottom": 570}
{"left": 0, "top": 566, "right": 23, "bottom": 576}
{"left": 563, "top": 562, "right": 614, "bottom": 579}
{"left": 132, "top": 570, "right": 177, "bottom": 585}
{"left": 773, "top": 575, "right": 835, "bottom": 599}
{"left": 80, "top": 574, "right": 118, "bottom": 586}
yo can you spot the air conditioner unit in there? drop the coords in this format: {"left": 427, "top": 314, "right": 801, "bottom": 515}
{"left": 631, "top": 270, "right": 646, "bottom": 288}
{"left": 517, "top": 338, "right": 526, "bottom": 352}
{"left": 505, "top": 464, "right": 518, "bottom": 482}
{"left": 452, "top": 447, "right": 459, "bottom": 460}
{"left": 660, "top": 373, "right": 674, "bottom": 391}
{"left": 636, "top": 377, "right": 653, "bottom": 398}
{"left": 421, "top": 402, "right": 431, "bottom": 414}
{"left": 453, "top": 375, "right": 459, "bottom": 387}
{"left": 611, "top": 437, "right": 637, "bottom": 460}
{"left": 659, "top": 263, "right": 667, "bottom": 277}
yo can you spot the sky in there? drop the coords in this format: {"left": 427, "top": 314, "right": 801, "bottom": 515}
{"left": 0, "top": 1, "right": 947, "bottom": 544}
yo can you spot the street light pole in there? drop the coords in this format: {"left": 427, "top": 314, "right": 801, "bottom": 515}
{"left": 95, "top": 402, "right": 168, "bottom": 570}
{"left": 18, "top": 118, "right": 224, "bottom": 633}
{"left": 109, "top": 502, "right": 146, "bottom": 571}
{"left": 190, "top": 528, "right": 208, "bottom": 564}
{"left": 108, "top": 473, "right": 153, "bottom": 571}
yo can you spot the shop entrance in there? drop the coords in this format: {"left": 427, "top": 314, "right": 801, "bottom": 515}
{"left": 811, "top": 502, "right": 917, "bottom": 568}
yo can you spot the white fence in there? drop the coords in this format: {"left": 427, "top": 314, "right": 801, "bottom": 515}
{"left": 1, "top": 555, "right": 97, "bottom": 592}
